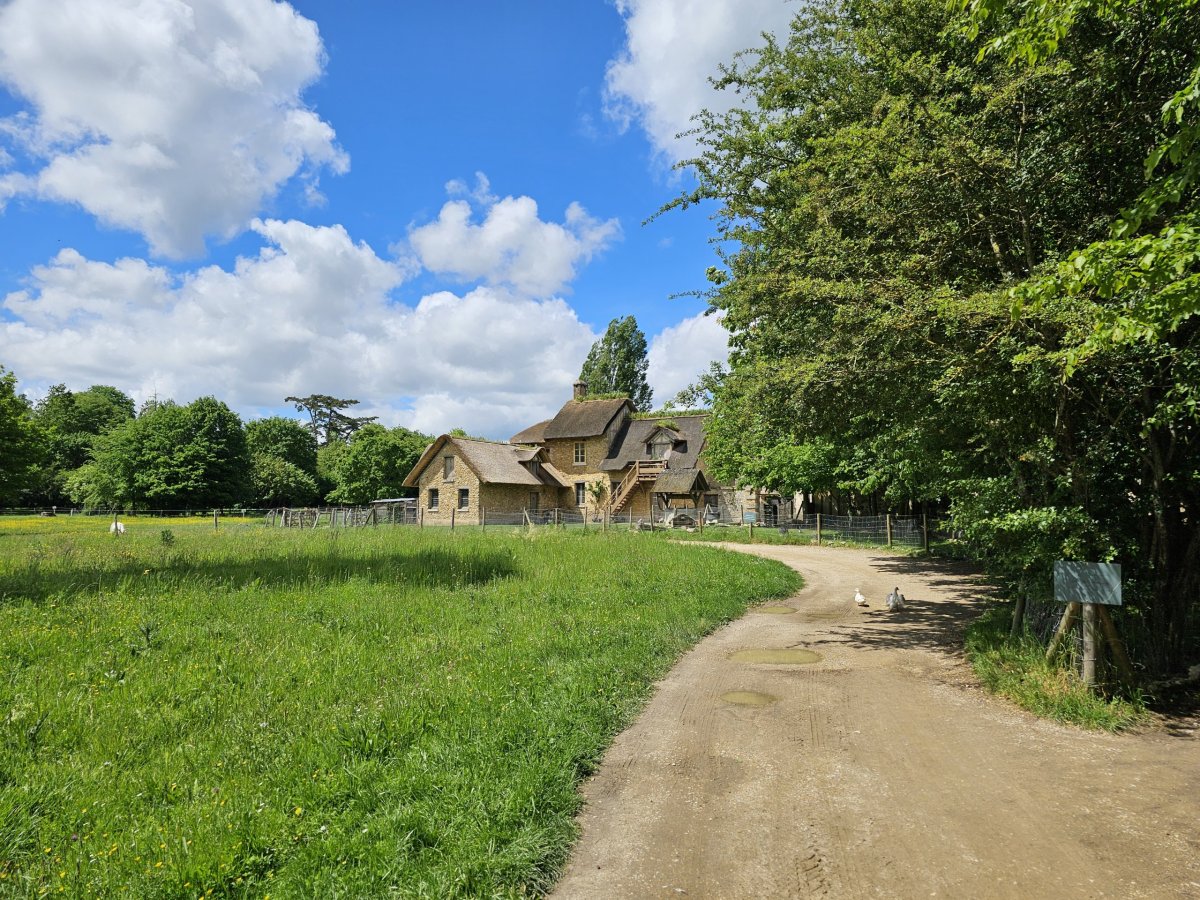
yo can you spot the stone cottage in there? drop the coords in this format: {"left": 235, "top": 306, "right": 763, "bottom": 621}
{"left": 402, "top": 381, "right": 786, "bottom": 524}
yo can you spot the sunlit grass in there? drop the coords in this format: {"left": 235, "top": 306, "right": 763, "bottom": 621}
{"left": 0, "top": 519, "right": 798, "bottom": 897}
{"left": 965, "top": 606, "right": 1146, "bottom": 731}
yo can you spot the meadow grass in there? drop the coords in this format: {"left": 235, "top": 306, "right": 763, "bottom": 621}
{"left": 964, "top": 606, "right": 1146, "bottom": 731}
{"left": 0, "top": 519, "right": 798, "bottom": 898}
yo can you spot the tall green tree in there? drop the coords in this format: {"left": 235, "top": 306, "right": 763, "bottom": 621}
{"left": 245, "top": 416, "right": 321, "bottom": 506}
{"left": 324, "top": 425, "right": 431, "bottom": 505}
{"left": 285, "top": 394, "right": 378, "bottom": 445}
{"left": 578, "top": 316, "right": 653, "bottom": 410}
{"left": 33, "top": 383, "right": 135, "bottom": 503}
{"left": 73, "top": 397, "right": 251, "bottom": 510}
{"left": 951, "top": 0, "right": 1200, "bottom": 672}
{"left": 245, "top": 417, "right": 319, "bottom": 475}
{"left": 671, "top": 0, "right": 1198, "bottom": 672}
{"left": 0, "top": 367, "right": 45, "bottom": 505}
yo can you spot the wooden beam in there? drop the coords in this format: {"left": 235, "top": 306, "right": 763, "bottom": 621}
{"left": 1046, "top": 602, "right": 1081, "bottom": 661}
{"left": 1097, "top": 606, "right": 1137, "bottom": 687}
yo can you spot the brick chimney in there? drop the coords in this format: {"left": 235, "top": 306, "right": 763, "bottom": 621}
{"left": 573, "top": 379, "right": 588, "bottom": 400}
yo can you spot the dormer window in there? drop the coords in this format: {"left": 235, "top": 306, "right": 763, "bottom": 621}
{"left": 648, "top": 437, "right": 672, "bottom": 459}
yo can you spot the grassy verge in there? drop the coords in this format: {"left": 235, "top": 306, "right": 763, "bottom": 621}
{"left": 0, "top": 520, "right": 798, "bottom": 898}
{"left": 964, "top": 605, "right": 1146, "bottom": 731}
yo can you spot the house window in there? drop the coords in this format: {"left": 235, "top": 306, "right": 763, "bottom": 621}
{"left": 649, "top": 438, "right": 671, "bottom": 459}
{"left": 428, "top": 488, "right": 439, "bottom": 510}
{"left": 443, "top": 456, "right": 455, "bottom": 479}
{"left": 574, "top": 442, "right": 586, "bottom": 465}
{"left": 458, "top": 488, "right": 470, "bottom": 510}
{"left": 575, "top": 482, "right": 586, "bottom": 506}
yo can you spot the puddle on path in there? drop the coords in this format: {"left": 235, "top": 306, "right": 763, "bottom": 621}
{"left": 720, "top": 690, "right": 778, "bottom": 706}
{"left": 729, "top": 648, "right": 823, "bottom": 665}
{"left": 755, "top": 605, "right": 797, "bottom": 615}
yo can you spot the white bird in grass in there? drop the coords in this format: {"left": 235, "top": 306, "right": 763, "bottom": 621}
{"left": 854, "top": 588, "right": 869, "bottom": 606}
{"left": 886, "top": 586, "right": 905, "bottom": 611}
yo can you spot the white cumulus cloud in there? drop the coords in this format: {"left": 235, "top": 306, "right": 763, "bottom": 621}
{"left": 647, "top": 309, "right": 728, "bottom": 405}
{"left": 0, "top": 0, "right": 347, "bottom": 257}
{"left": 408, "top": 176, "right": 621, "bottom": 298}
{"left": 2, "top": 222, "right": 598, "bottom": 438}
{"left": 604, "top": 0, "right": 795, "bottom": 163}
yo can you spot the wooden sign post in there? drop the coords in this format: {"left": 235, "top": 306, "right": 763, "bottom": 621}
{"left": 1050, "top": 561, "right": 1134, "bottom": 688}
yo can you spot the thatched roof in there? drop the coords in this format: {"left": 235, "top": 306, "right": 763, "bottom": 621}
{"left": 598, "top": 414, "right": 707, "bottom": 472}
{"left": 510, "top": 419, "right": 550, "bottom": 444}
{"left": 403, "top": 436, "right": 566, "bottom": 488}
{"left": 652, "top": 467, "right": 709, "bottom": 496}
{"left": 542, "top": 397, "right": 633, "bottom": 440}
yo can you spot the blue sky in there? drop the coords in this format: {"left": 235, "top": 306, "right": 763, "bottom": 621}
{"left": 0, "top": 0, "right": 794, "bottom": 438}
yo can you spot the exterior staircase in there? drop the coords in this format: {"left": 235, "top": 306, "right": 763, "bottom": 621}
{"left": 609, "top": 460, "right": 666, "bottom": 514}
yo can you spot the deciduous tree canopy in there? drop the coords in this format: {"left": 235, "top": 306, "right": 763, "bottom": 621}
{"left": 285, "top": 394, "right": 378, "bottom": 446}
{"left": 0, "top": 367, "right": 44, "bottom": 505}
{"left": 673, "top": 0, "right": 1199, "bottom": 673}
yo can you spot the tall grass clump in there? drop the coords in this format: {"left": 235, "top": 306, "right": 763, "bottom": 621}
{"left": 965, "top": 606, "right": 1146, "bottom": 731}
{"left": 0, "top": 520, "right": 798, "bottom": 897}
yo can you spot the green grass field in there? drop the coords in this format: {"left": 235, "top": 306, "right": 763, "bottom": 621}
{"left": 0, "top": 517, "right": 799, "bottom": 898}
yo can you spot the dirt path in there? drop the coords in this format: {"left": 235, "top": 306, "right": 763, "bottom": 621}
{"left": 551, "top": 544, "right": 1200, "bottom": 899}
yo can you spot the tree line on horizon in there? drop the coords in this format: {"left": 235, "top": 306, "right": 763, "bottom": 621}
{"left": 0, "top": 374, "right": 431, "bottom": 510}
{"left": 0, "top": 316, "right": 659, "bottom": 515}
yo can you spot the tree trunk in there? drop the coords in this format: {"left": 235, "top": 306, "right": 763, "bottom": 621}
{"left": 1010, "top": 592, "right": 1027, "bottom": 639}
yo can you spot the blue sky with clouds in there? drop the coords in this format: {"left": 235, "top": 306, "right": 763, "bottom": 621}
{"left": 0, "top": 0, "right": 794, "bottom": 438}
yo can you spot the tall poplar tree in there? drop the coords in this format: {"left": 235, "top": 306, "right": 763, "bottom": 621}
{"left": 578, "top": 316, "right": 653, "bottom": 410}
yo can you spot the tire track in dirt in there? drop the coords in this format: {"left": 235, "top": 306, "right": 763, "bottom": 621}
{"left": 551, "top": 544, "right": 1200, "bottom": 899}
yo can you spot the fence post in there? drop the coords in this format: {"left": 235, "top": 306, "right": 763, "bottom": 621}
{"left": 583, "top": 506, "right": 587, "bottom": 532}
{"left": 481, "top": 505, "right": 486, "bottom": 530}
{"left": 451, "top": 507, "right": 456, "bottom": 531}
{"left": 816, "top": 513, "right": 822, "bottom": 546}
{"left": 886, "top": 514, "right": 892, "bottom": 547}
{"left": 213, "top": 510, "right": 219, "bottom": 531}
{"left": 922, "top": 513, "right": 929, "bottom": 553}
{"left": 1082, "top": 603, "right": 1098, "bottom": 687}
{"left": 419, "top": 507, "right": 424, "bottom": 529}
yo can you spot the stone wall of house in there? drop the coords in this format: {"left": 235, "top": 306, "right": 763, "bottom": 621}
{"left": 480, "top": 483, "right": 565, "bottom": 518}
{"left": 414, "top": 446, "right": 483, "bottom": 525}
{"left": 542, "top": 435, "right": 610, "bottom": 487}
{"left": 541, "top": 436, "right": 613, "bottom": 510}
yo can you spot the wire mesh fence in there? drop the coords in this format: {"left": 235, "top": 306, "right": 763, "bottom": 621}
{"left": 698, "top": 509, "right": 934, "bottom": 549}
{"left": 3, "top": 505, "right": 941, "bottom": 550}
{"left": 1, "top": 507, "right": 273, "bottom": 519}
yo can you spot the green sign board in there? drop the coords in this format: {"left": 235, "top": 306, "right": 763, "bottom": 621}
{"left": 1053, "top": 561, "right": 1122, "bottom": 606}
